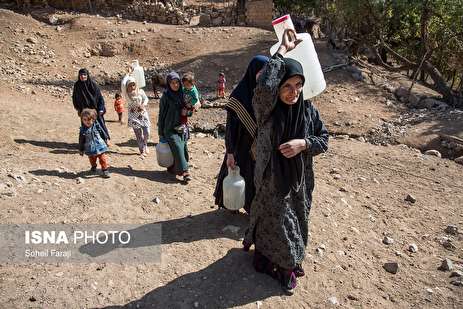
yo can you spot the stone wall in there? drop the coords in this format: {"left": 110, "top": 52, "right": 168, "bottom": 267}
{"left": 245, "top": 0, "right": 273, "bottom": 29}
{"left": 10, "top": 0, "right": 275, "bottom": 28}
{"left": 124, "top": 1, "right": 192, "bottom": 25}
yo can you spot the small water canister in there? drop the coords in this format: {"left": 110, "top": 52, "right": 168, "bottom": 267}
{"left": 156, "top": 142, "right": 174, "bottom": 168}
{"left": 270, "top": 15, "right": 326, "bottom": 100}
{"left": 131, "top": 60, "right": 146, "bottom": 89}
{"left": 223, "top": 166, "right": 245, "bottom": 211}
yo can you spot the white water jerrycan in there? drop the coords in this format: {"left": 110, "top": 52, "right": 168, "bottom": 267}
{"left": 156, "top": 142, "right": 174, "bottom": 168}
{"left": 270, "top": 15, "right": 326, "bottom": 100}
{"left": 131, "top": 60, "right": 146, "bottom": 89}
{"left": 223, "top": 166, "right": 245, "bottom": 211}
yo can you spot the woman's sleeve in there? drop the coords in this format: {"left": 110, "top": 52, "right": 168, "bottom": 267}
{"left": 158, "top": 96, "right": 167, "bottom": 137}
{"left": 305, "top": 104, "right": 329, "bottom": 156}
{"left": 252, "top": 54, "right": 285, "bottom": 126}
{"left": 96, "top": 87, "right": 106, "bottom": 114}
{"left": 225, "top": 110, "right": 239, "bottom": 153}
{"left": 72, "top": 84, "right": 79, "bottom": 111}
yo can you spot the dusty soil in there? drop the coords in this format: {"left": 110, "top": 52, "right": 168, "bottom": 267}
{"left": 0, "top": 8, "right": 462, "bottom": 309}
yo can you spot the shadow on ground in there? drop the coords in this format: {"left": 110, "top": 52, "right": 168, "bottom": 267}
{"left": 97, "top": 248, "right": 283, "bottom": 309}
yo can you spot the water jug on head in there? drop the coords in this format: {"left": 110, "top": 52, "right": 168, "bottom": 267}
{"left": 131, "top": 60, "right": 146, "bottom": 89}
{"left": 156, "top": 141, "right": 174, "bottom": 168}
{"left": 222, "top": 166, "right": 245, "bottom": 211}
{"left": 270, "top": 14, "right": 326, "bottom": 100}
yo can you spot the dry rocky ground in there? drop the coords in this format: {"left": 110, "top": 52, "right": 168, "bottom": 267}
{"left": 0, "top": 8, "right": 462, "bottom": 309}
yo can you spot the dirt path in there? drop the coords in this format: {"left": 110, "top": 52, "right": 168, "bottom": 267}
{"left": 0, "top": 9, "right": 462, "bottom": 309}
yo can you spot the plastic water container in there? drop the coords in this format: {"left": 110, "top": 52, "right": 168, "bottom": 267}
{"left": 270, "top": 15, "right": 326, "bottom": 100}
{"left": 131, "top": 60, "right": 146, "bottom": 89}
{"left": 222, "top": 166, "right": 245, "bottom": 211}
{"left": 272, "top": 14, "right": 295, "bottom": 42}
{"left": 156, "top": 142, "right": 174, "bottom": 168}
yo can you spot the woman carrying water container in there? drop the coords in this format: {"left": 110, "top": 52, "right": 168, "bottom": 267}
{"left": 242, "top": 29, "right": 328, "bottom": 294}
{"left": 213, "top": 55, "right": 269, "bottom": 214}
{"left": 158, "top": 72, "right": 191, "bottom": 182}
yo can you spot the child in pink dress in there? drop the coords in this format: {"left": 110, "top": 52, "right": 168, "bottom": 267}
{"left": 217, "top": 72, "right": 226, "bottom": 98}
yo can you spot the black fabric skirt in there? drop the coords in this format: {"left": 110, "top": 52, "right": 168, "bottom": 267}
{"left": 213, "top": 125, "right": 255, "bottom": 214}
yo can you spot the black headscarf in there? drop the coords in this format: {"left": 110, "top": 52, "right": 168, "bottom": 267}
{"left": 165, "top": 71, "right": 184, "bottom": 107}
{"left": 72, "top": 68, "right": 103, "bottom": 112}
{"left": 229, "top": 55, "right": 269, "bottom": 120}
{"left": 272, "top": 58, "right": 307, "bottom": 194}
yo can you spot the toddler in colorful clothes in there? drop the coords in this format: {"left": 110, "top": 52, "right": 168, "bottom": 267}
{"left": 217, "top": 72, "right": 226, "bottom": 98}
{"left": 79, "top": 108, "right": 110, "bottom": 178}
{"left": 114, "top": 93, "right": 125, "bottom": 124}
{"left": 177, "top": 72, "right": 201, "bottom": 140}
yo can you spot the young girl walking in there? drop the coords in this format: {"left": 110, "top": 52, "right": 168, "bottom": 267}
{"left": 79, "top": 108, "right": 110, "bottom": 178}
{"left": 123, "top": 76, "right": 151, "bottom": 157}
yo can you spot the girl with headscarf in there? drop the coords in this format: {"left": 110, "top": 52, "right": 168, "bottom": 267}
{"left": 158, "top": 72, "right": 191, "bottom": 182}
{"left": 122, "top": 76, "right": 151, "bottom": 156}
{"left": 213, "top": 55, "right": 269, "bottom": 214}
{"left": 243, "top": 30, "right": 329, "bottom": 294}
{"left": 72, "top": 68, "right": 110, "bottom": 141}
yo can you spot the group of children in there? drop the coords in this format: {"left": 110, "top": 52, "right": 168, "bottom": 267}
{"left": 78, "top": 70, "right": 211, "bottom": 180}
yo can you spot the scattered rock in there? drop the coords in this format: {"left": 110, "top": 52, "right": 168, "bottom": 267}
{"left": 7, "top": 173, "right": 26, "bottom": 182}
{"left": 29, "top": 296, "right": 36, "bottom": 302}
{"left": 450, "top": 270, "right": 463, "bottom": 278}
{"left": 382, "top": 236, "right": 394, "bottom": 245}
{"left": 439, "top": 237, "right": 457, "bottom": 251}
{"left": 76, "top": 177, "right": 84, "bottom": 184}
{"left": 193, "top": 301, "right": 199, "bottom": 308}
{"left": 408, "top": 243, "right": 418, "bottom": 253}
{"left": 26, "top": 37, "right": 37, "bottom": 44}
{"left": 408, "top": 93, "right": 420, "bottom": 106}
{"left": 383, "top": 262, "right": 399, "bottom": 274}
{"left": 438, "top": 258, "right": 453, "bottom": 271}
{"left": 153, "top": 197, "right": 161, "bottom": 204}
{"left": 405, "top": 194, "right": 416, "bottom": 203}
{"left": 445, "top": 224, "right": 458, "bottom": 235}
{"left": 450, "top": 278, "right": 463, "bottom": 286}
{"left": 424, "top": 150, "right": 442, "bottom": 158}
{"left": 327, "top": 296, "right": 338, "bottom": 305}
{"left": 347, "top": 294, "right": 359, "bottom": 301}
{"left": 426, "top": 288, "right": 433, "bottom": 294}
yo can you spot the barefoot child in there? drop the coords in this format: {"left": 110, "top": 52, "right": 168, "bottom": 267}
{"left": 217, "top": 72, "right": 226, "bottom": 98}
{"left": 123, "top": 77, "right": 151, "bottom": 157}
{"left": 114, "top": 93, "right": 125, "bottom": 124}
{"left": 79, "top": 108, "right": 110, "bottom": 178}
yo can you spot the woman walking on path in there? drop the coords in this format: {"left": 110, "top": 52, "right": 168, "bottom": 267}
{"left": 123, "top": 76, "right": 151, "bottom": 157}
{"left": 158, "top": 72, "right": 191, "bottom": 182}
{"left": 213, "top": 55, "right": 269, "bottom": 214}
{"left": 72, "top": 68, "right": 110, "bottom": 141}
{"left": 243, "top": 29, "right": 329, "bottom": 294}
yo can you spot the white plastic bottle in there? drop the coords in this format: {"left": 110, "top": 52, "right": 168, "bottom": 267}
{"left": 270, "top": 15, "right": 326, "bottom": 100}
{"left": 156, "top": 142, "right": 174, "bottom": 168}
{"left": 131, "top": 60, "right": 146, "bottom": 89}
{"left": 222, "top": 166, "right": 245, "bottom": 211}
